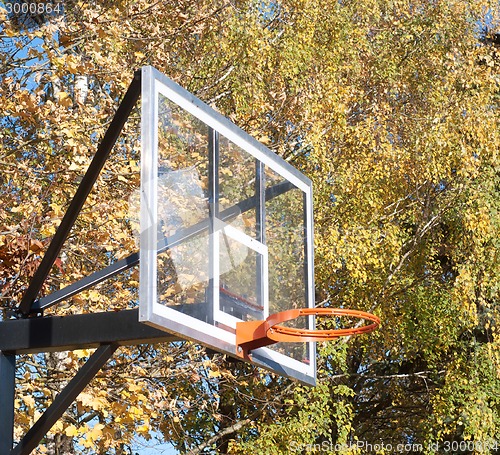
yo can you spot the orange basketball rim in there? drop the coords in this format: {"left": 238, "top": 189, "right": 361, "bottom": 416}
{"left": 236, "top": 308, "right": 381, "bottom": 359}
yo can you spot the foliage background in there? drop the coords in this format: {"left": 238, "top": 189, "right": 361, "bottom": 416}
{"left": 0, "top": 0, "right": 499, "bottom": 453}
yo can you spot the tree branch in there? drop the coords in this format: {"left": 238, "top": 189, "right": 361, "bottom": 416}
{"left": 188, "top": 418, "right": 252, "bottom": 455}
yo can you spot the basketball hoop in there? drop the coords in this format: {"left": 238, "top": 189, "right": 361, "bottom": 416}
{"left": 236, "top": 308, "right": 380, "bottom": 359}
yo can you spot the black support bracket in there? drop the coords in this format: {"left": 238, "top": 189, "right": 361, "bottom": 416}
{"left": 3, "top": 72, "right": 143, "bottom": 455}
{"left": 0, "top": 309, "right": 177, "bottom": 355}
{"left": 27, "top": 182, "right": 294, "bottom": 315}
{"left": 17, "top": 70, "right": 142, "bottom": 317}
{"left": 11, "top": 345, "right": 118, "bottom": 455}
{"left": 2, "top": 66, "right": 297, "bottom": 454}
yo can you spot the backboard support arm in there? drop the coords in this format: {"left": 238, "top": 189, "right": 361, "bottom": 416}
{"left": 3, "top": 72, "right": 142, "bottom": 455}
{"left": 28, "top": 182, "right": 295, "bottom": 315}
{"left": 10, "top": 344, "right": 118, "bottom": 455}
{"left": 0, "top": 308, "right": 176, "bottom": 454}
{"left": 17, "top": 71, "right": 142, "bottom": 317}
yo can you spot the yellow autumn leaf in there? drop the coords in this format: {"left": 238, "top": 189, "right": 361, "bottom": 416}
{"left": 65, "top": 425, "right": 79, "bottom": 437}
{"left": 137, "top": 423, "right": 150, "bottom": 434}
{"left": 74, "top": 349, "right": 92, "bottom": 359}
{"left": 129, "top": 405, "right": 143, "bottom": 416}
{"left": 49, "top": 203, "right": 63, "bottom": 216}
{"left": 51, "top": 421, "right": 64, "bottom": 433}
{"left": 57, "top": 92, "right": 73, "bottom": 107}
{"left": 22, "top": 395, "right": 35, "bottom": 408}
{"left": 40, "top": 224, "right": 56, "bottom": 237}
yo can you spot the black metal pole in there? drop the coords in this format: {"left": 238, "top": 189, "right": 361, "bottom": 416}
{"left": 0, "top": 352, "right": 15, "bottom": 455}
{"left": 11, "top": 344, "right": 118, "bottom": 455}
{"left": 18, "top": 71, "right": 142, "bottom": 316}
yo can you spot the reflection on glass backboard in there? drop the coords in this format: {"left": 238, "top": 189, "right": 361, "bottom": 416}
{"left": 139, "top": 66, "right": 315, "bottom": 385}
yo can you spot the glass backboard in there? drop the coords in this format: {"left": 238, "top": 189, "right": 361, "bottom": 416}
{"left": 139, "top": 66, "right": 315, "bottom": 384}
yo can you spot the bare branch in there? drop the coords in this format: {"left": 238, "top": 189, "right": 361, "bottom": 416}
{"left": 188, "top": 418, "right": 252, "bottom": 455}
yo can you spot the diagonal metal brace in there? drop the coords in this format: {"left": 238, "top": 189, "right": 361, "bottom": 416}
{"left": 29, "top": 181, "right": 295, "bottom": 315}
{"left": 10, "top": 344, "right": 118, "bottom": 455}
{"left": 18, "top": 71, "right": 142, "bottom": 316}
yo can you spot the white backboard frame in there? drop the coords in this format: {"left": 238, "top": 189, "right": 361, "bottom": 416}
{"left": 139, "top": 66, "right": 316, "bottom": 385}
